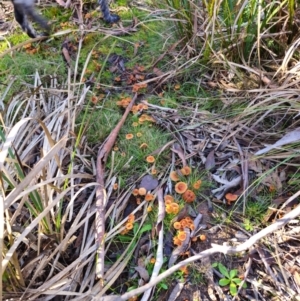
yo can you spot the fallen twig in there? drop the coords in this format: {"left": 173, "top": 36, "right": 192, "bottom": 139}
{"left": 95, "top": 93, "right": 137, "bottom": 280}
{"left": 141, "top": 188, "right": 164, "bottom": 301}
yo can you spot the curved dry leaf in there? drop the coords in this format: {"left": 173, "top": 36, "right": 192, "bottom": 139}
{"left": 255, "top": 128, "right": 300, "bottom": 156}
{"left": 140, "top": 175, "right": 159, "bottom": 191}
{"left": 135, "top": 266, "right": 150, "bottom": 282}
{"left": 167, "top": 282, "right": 185, "bottom": 301}
{"left": 205, "top": 149, "right": 215, "bottom": 171}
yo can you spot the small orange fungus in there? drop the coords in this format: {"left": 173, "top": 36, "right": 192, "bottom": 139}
{"left": 136, "top": 198, "right": 141, "bottom": 205}
{"left": 173, "top": 222, "right": 181, "bottom": 230}
{"left": 138, "top": 187, "right": 147, "bottom": 196}
{"left": 181, "top": 166, "right": 191, "bottom": 176}
{"left": 175, "top": 182, "right": 188, "bottom": 194}
{"left": 125, "top": 133, "right": 134, "bottom": 140}
{"left": 170, "top": 171, "right": 180, "bottom": 181}
{"left": 164, "top": 195, "right": 174, "bottom": 202}
{"left": 140, "top": 143, "right": 148, "bottom": 149}
{"left": 128, "top": 214, "right": 135, "bottom": 223}
{"left": 132, "top": 83, "right": 147, "bottom": 93}
{"left": 174, "top": 84, "right": 181, "bottom": 90}
{"left": 177, "top": 231, "right": 187, "bottom": 241}
{"left": 145, "top": 115, "right": 155, "bottom": 122}
{"left": 182, "top": 190, "right": 196, "bottom": 203}
{"left": 150, "top": 258, "right": 156, "bottom": 264}
{"left": 164, "top": 199, "right": 173, "bottom": 205}
{"left": 165, "top": 204, "right": 173, "bottom": 214}
{"left": 193, "top": 180, "right": 202, "bottom": 190}
{"left": 147, "top": 206, "right": 152, "bottom": 212}
{"left": 173, "top": 237, "right": 182, "bottom": 246}
{"left": 189, "top": 224, "right": 195, "bottom": 231}
{"left": 191, "top": 236, "right": 198, "bottom": 242}
{"left": 171, "top": 203, "right": 179, "bottom": 214}
{"left": 113, "top": 183, "right": 118, "bottom": 190}
{"left": 146, "top": 156, "right": 155, "bottom": 163}
{"left": 132, "top": 122, "right": 139, "bottom": 127}
{"left": 137, "top": 103, "right": 144, "bottom": 110}
{"left": 125, "top": 223, "right": 133, "bottom": 230}
{"left": 117, "top": 97, "right": 131, "bottom": 108}
{"left": 180, "top": 219, "right": 188, "bottom": 228}
{"left": 225, "top": 193, "right": 238, "bottom": 204}
{"left": 132, "top": 189, "right": 139, "bottom": 196}
{"left": 136, "top": 132, "right": 142, "bottom": 137}
{"left": 145, "top": 193, "right": 155, "bottom": 201}
{"left": 199, "top": 234, "right": 206, "bottom": 241}
{"left": 151, "top": 168, "right": 157, "bottom": 175}
{"left": 138, "top": 115, "right": 147, "bottom": 123}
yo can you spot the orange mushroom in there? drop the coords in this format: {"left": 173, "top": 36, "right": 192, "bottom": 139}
{"left": 175, "top": 182, "right": 188, "bottom": 194}
{"left": 146, "top": 156, "right": 155, "bottom": 163}
{"left": 225, "top": 193, "right": 238, "bottom": 204}
{"left": 173, "top": 237, "right": 182, "bottom": 246}
{"left": 139, "top": 143, "right": 148, "bottom": 149}
{"left": 138, "top": 187, "right": 147, "bottom": 196}
{"left": 164, "top": 195, "right": 174, "bottom": 202}
{"left": 193, "top": 180, "right": 202, "bottom": 190}
{"left": 177, "top": 231, "right": 187, "bottom": 242}
{"left": 199, "top": 234, "right": 206, "bottom": 241}
{"left": 126, "top": 223, "right": 133, "bottom": 230}
{"left": 165, "top": 204, "right": 173, "bottom": 214}
{"left": 170, "top": 171, "right": 180, "bottom": 181}
{"left": 125, "top": 133, "right": 134, "bottom": 140}
{"left": 182, "top": 190, "right": 196, "bottom": 203}
{"left": 132, "top": 188, "right": 139, "bottom": 196}
{"left": 171, "top": 203, "right": 180, "bottom": 214}
{"left": 180, "top": 166, "right": 191, "bottom": 176}
{"left": 145, "top": 193, "right": 155, "bottom": 201}
{"left": 173, "top": 221, "right": 182, "bottom": 230}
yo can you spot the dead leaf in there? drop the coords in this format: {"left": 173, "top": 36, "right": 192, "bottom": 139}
{"left": 205, "top": 149, "right": 215, "bottom": 171}
{"left": 134, "top": 266, "right": 150, "bottom": 281}
{"left": 140, "top": 175, "right": 159, "bottom": 191}
{"left": 293, "top": 271, "right": 300, "bottom": 286}
{"left": 153, "top": 67, "right": 164, "bottom": 77}
{"left": 255, "top": 128, "right": 300, "bottom": 155}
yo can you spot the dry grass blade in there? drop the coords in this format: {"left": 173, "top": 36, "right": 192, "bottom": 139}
{"left": 3, "top": 137, "right": 67, "bottom": 210}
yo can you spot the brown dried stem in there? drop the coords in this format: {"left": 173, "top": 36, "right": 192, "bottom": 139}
{"left": 95, "top": 93, "right": 137, "bottom": 280}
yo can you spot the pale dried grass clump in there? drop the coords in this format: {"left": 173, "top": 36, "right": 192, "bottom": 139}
{"left": 0, "top": 72, "right": 153, "bottom": 300}
{"left": 0, "top": 71, "right": 116, "bottom": 300}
